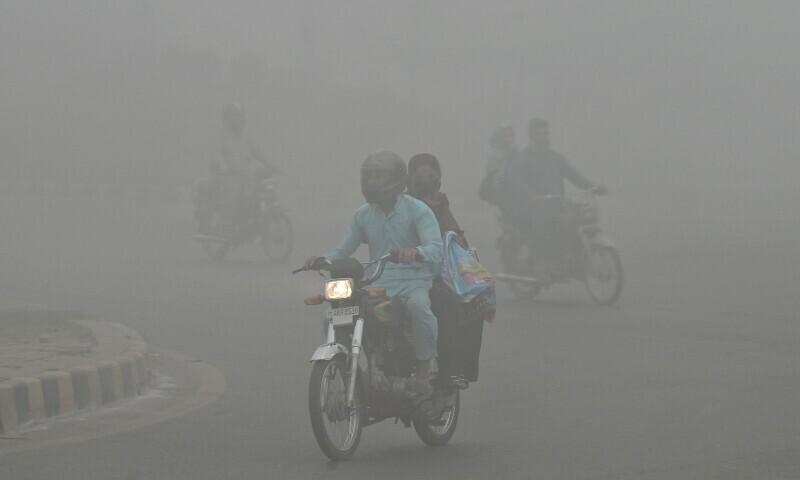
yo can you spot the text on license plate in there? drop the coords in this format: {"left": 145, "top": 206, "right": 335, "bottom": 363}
{"left": 326, "top": 306, "right": 359, "bottom": 326}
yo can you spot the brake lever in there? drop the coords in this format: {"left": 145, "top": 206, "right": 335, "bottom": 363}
{"left": 292, "top": 258, "right": 329, "bottom": 274}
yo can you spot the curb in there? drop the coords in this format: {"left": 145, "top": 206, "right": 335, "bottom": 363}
{"left": 0, "top": 324, "right": 151, "bottom": 434}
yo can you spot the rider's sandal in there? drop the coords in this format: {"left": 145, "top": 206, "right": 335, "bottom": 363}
{"left": 448, "top": 375, "right": 469, "bottom": 390}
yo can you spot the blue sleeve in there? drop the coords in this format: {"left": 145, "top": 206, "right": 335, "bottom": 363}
{"left": 324, "top": 212, "right": 362, "bottom": 261}
{"left": 414, "top": 204, "right": 444, "bottom": 264}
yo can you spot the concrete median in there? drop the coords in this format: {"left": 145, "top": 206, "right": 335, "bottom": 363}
{"left": 0, "top": 304, "right": 152, "bottom": 434}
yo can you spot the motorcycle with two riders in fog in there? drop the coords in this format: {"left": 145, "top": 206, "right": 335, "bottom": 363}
{"left": 294, "top": 252, "right": 465, "bottom": 460}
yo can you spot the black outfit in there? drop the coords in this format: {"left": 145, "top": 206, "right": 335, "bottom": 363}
{"left": 408, "top": 154, "right": 486, "bottom": 383}
{"left": 430, "top": 280, "right": 484, "bottom": 382}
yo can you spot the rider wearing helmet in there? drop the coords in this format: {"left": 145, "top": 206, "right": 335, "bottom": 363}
{"left": 305, "top": 151, "right": 444, "bottom": 398}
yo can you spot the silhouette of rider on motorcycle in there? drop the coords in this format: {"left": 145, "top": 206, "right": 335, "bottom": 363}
{"left": 509, "top": 118, "right": 607, "bottom": 280}
{"left": 210, "top": 103, "right": 277, "bottom": 238}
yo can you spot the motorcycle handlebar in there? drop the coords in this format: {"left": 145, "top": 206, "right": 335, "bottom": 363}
{"left": 537, "top": 188, "right": 607, "bottom": 204}
{"left": 292, "top": 257, "right": 330, "bottom": 274}
{"left": 293, "top": 250, "right": 425, "bottom": 277}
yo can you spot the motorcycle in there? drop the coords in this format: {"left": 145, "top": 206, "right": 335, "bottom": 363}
{"left": 192, "top": 175, "right": 293, "bottom": 261}
{"left": 293, "top": 253, "right": 464, "bottom": 460}
{"left": 495, "top": 190, "right": 623, "bottom": 304}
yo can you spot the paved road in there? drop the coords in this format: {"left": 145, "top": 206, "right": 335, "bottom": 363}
{"left": 1, "top": 193, "right": 799, "bottom": 479}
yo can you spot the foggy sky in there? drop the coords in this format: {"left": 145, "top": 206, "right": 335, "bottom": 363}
{"left": 1, "top": 1, "right": 798, "bottom": 238}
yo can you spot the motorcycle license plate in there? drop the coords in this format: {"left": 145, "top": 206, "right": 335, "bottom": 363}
{"left": 325, "top": 306, "right": 359, "bottom": 327}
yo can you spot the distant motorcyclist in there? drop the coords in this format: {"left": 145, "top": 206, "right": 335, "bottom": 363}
{"left": 478, "top": 125, "right": 518, "bottom": 225}
{"left": 510, "top": 118, "right": 606, "bottom": 278}
{"left": 304, "top": 151, "right": 443, "bottom": 398}
{"left": 211, "top": 103, "right": 274, "bottom": 237}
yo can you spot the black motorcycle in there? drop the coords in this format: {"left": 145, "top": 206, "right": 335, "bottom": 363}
{"left": 193, "top": 175, "right": 293, "bottom": 261}
{"left": 293, "top": 253, "right": 468, "bottom": 460}
{"left": 495, "top": 190, "right": 623, "bottom": 304}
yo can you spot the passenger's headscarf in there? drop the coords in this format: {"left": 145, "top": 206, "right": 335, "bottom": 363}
{"left": 408, "top": 153, "right": 441, "bottom": 198}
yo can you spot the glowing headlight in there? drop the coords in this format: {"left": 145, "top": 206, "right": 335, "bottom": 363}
{"left": 324, "top": 279, "right": 354, "bottom": 300}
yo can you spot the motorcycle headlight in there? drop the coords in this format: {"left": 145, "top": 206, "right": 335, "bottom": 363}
{"left": 324, "top": 279, "right": 354, "bottom": 300}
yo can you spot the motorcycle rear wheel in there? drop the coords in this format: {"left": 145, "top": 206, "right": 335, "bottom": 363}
{"left": 309, "top": 357, "right": 363, "bottom": 460}
{"left": 412, "top": 389, "right": 460, "bottom": 446}
{"left": 584, "top": 246, "right": 623, "bottom": 305}
{"left": 261, "top": 209, "right": 293, "bottom": 262}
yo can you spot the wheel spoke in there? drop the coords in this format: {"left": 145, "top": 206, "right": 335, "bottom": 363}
{"left": 317, "top": 362, "right": 358, "bottom": 451}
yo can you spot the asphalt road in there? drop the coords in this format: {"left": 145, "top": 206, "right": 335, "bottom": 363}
{"left": 1, "top": 192, "right": 799, "bottom": 479}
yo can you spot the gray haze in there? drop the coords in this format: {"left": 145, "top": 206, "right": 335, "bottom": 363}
{"left": 4, "top": 1, "right": 799, "bottom": 206}
{"left": 2, "top": 1, "right": 800, "bottom": 478}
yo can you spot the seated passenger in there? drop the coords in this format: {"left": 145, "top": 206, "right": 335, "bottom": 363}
{"left": 407, "top": 153, "right": 484, "bottom": 384}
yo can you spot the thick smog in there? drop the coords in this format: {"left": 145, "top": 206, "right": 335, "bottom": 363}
{"left": 1, "top": 1, "right": 798, "bottom": 478}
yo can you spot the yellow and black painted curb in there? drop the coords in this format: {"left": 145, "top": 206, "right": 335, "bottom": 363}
{"left": 0, "top": 351, "right": 151, "bottom": 434}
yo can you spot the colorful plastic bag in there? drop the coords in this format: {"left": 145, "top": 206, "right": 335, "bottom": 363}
{"left": 440, "top": 231, "right": 496, "bottom": 308}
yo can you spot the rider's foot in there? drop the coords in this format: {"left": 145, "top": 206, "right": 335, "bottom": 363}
{"left": 447, "top": 375, "right": 469, "bottom": 390}
{"left": 403, "top": 379, "right": 433, "bottom": 400}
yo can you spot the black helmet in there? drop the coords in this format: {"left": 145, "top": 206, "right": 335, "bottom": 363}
{"left": 360, "top": 150, "right": 407, "bottom": 204}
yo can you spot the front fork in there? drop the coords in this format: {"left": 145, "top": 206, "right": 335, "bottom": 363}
{"left": 321, "top": 316, "right": 364, "bottom": 410}
{"left": 345, "top": 318, "right": 364, "bottom": 409}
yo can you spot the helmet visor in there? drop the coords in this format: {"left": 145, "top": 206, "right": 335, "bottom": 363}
{"left": 361, "top": 168, "right": 403, "bottom": 203}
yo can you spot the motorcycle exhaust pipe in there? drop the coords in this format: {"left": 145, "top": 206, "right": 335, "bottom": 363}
{"left": 494, "top": 273, "right": 540, "bottom": 284}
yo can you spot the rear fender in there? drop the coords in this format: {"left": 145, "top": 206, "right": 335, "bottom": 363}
{"left": 310, "top": 343, "right": 349, "bottom": 362}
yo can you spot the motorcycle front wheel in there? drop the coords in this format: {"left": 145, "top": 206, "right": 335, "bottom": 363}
{"left": 584, "top": 246, "right": 623, "bottom": 305}
{"left": 261, "top": 209, "right": 294, "bottom": 262}
{"left": 412, "top": 389, "right": 460, "bottom": 446}
{"left": 308, "top": 357, "right": 363, "bottom": 460}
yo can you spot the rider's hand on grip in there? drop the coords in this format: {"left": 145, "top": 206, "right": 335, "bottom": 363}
{"left": 389, "top": 248, "right": 422, "bottom": 263}
{"left": 296, "top": 255, "right": 327, "bottom": 273}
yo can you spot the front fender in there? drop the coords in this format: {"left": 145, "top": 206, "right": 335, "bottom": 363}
{"left": 310, "top": 343, "right": 349, "bottom": 362}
